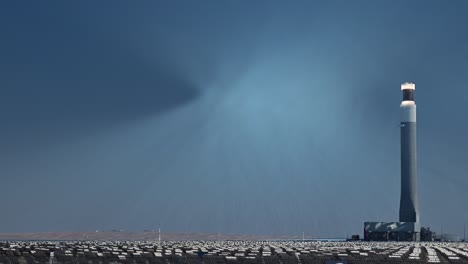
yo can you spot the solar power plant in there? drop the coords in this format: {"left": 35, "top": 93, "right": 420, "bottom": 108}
{"left": 1, "top": 241, "right": 468, "bottom": 264}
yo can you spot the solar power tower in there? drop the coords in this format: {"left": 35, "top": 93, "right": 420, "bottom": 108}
{"left": 399, "top": 82, "right": 419, "bottom": 224}
{"left": 363, "top": 83, "right": 420, "bottom": 241}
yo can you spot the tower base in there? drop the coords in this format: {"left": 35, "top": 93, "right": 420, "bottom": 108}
{"left": 364, "top": 222, "right": 420, "bottom": 241}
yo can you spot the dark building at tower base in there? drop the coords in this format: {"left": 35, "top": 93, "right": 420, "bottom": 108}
{"left": 364, "top": 222, "right": 420, "bottom": 242}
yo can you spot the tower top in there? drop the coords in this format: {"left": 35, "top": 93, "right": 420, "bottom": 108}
{"left": 401, "top": 82, "right": 415, "bottom": 90}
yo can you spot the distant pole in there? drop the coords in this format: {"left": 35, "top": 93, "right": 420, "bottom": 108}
{"left": 440, "top": 224, "right": 443, "bottom": 241}
{"left": 158, "top": 226, "right": 161, "bottom": 242}
{"left": 302, "top": 232, "right": 304, "bottom": 243}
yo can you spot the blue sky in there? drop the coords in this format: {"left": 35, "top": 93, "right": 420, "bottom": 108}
{"left": 1, "top": 0, "right": 468, "bottom": 238}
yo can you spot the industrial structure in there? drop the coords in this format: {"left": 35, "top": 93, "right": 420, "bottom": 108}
{"left": 399, "top": 82, "right": 419, "bottom": 223}
{"left": 364, "top": 83, "right": 421, "bottom": 241}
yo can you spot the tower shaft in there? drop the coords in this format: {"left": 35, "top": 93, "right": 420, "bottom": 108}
{"left": 399, "top": 83, "right": 419, "bottom": 223}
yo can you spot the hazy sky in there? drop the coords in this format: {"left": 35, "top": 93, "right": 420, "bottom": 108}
{"left": 1, "top": 0, "right": 468, "bottom": 238}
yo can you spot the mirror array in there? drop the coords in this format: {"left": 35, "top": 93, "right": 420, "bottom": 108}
{"left": 1, "top": 241, "right": 468, "bottom": 263}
